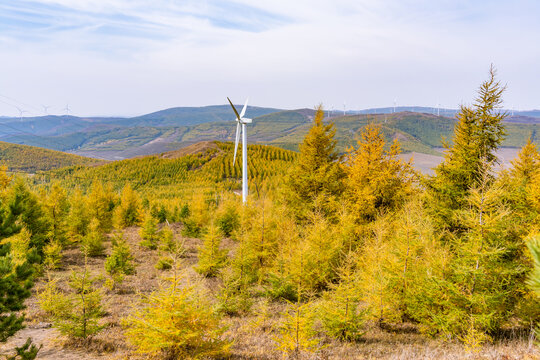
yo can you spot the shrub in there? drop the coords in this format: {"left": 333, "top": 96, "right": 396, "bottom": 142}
{"left": 264, "top": 273, "right": 298, "bottom": 302}
{"left": 81, "top": 218, "right": 105, "bottom": 257}
{"left": 215, "top": 267, "right": 253, "bottom": 316}
{"left": 139, "top": 215, "right": 160, "bottom": 250}
{"left": 195, "top": 224, "right": 228, "bottom": 277}
{"left": 155, "top": 257, "right": 172, "bottom": 270}
{"left": 124, "top": 275, "right": 231, "bottom": 359}
{"left": 38, "top": 268, "right": 105, "bottom": 339}
{"left": 43, "top": 241, "right": 62, "bottom": 270}
{"left": 113, "top": 184, "right": 143, "bottom": 229}
{"left": 216, "top": 205, "right": 239, "bottom": 237}
{"left": 181, "top": 218, "right": 202, "bottom": 238}
{"left": 273, "top": 302, "right": 320, "bottom": 358}
{"left": 105, "top": 233, "right": 135, "bottom": 286}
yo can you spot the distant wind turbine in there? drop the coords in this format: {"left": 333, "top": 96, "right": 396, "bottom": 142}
{"left": 63, "top": 104, "right": 71, "bottom": 115}
{"left": 16, "top": 106, "right": 28, "bottom": 121}
{"left": 42, "top": 105, "right": 51, "bottom": 115}
{"left": 228, "top": 97, "right": 252, "bottom": 204}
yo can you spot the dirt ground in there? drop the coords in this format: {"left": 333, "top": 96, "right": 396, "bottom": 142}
{"left": 1, "top": 224, "right": 539, "bottom": 360}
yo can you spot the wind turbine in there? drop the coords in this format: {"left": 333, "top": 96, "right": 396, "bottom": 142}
{"left": 227, "top": 97, "right": 251, "bottom": 204}
{"left": 63, "top": 104, "right": 71, "bottom": 115}
{"left": 15, "top": 106, "right": 28, "bottom": 121}
{"left": 42, "top": 105, "right": 51, "bottom": 115}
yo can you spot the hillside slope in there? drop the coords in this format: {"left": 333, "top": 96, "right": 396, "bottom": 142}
{"left": 42, "top": 142, "right": 297, "bottom": 201}
{"left": 0, "top": 141, "right": 100, "bottom": 172}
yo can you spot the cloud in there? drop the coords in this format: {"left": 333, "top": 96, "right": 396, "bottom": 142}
{"left": 0, "top": 0, "right": 538, "bottom": 116}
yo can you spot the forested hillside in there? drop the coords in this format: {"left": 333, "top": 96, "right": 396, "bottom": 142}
{"left": 1, "top": 69, "right": 539, "bottom": 360}
{"left": 0, "top": 141, "right": 100, "bottom": 172}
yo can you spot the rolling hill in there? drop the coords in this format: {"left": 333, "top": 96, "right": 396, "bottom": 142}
{"left": 0, "top": 141, "right": 101, "bottom": 172}
{"left": 1, "top": 105, "right": 539, "bottom": 165}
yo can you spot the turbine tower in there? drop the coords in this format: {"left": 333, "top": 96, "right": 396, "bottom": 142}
{"left": 228, "top": 97, "right": 252, "bottom": 203}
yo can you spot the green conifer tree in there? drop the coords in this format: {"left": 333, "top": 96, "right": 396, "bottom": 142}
{"left": 426, "top": 66, "right": 507, "bottom": 231}
{"left": 284, "top": 104, "right": 344, "bottom": 220}
{"left": 44, "top": 183, "right": 69, "bottom": 245}
{"left": 196, "top": 224, "right": 228, "bottom": 277}
{"left": 113, "top": 184, "right": 143, "bottom": 229}
{"left": 67, "top": 188, "right": 90, "bottom": 242}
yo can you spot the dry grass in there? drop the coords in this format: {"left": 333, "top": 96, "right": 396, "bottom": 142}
{"left": 1, "top": 223, "right": 539, "bottom": 360}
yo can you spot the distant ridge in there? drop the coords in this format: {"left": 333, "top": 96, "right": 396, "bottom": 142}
{"left": 0, "top": 141, "right": 101, "bottom": 172}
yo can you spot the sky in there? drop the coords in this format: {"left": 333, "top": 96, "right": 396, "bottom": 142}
{"left": 0, "top": 0, "right": 539, "bottom": 117}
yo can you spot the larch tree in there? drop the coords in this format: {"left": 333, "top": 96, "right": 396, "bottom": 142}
{"left": 284, "top": 104, "right": 345, "bottom": 220}
{"left": 343, "top": 124, "right": 414, "bottom": 224}
{"left": 113, "top": 184, "right": 143, "bottom": 229}
{"left": 426, "top": 66, "right": 507, "bottom": 231}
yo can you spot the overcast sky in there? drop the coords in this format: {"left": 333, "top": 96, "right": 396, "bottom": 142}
{"left": 0, "top": 0, "right": 539, "bottom": 117}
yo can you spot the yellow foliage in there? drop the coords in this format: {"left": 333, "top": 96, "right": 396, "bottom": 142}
{"left": 124, "top": 275, "right": 230, "bottom": 359}
{"left": 344, "top": 124, "right": 414, "bottom": 223}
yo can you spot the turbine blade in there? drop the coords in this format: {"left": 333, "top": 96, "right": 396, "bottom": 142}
{"left": 240, "top": 98, "right": 249, "bottom": 118}
{"left": 227, "top": 97, "right": 241, "bottom": 120}
{"left": 233, "top": 122, "right": 240, "bottom": 165}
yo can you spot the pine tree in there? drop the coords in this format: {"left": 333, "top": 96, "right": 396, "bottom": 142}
{"left": 343, "top": 124, "right": 414, "bottom": 223}
{"left": 409, "top": 162, "right": 526, "bottom": 343}
{"left": 527, "top": 235, "right": 540, "bottom": 297}
{"left": 526, "top": 235, "right": 540, "bottom": 339}
{"left": 284, "top": 104, "right": 345, "bottom": 220}
{"left": 195, "top": 224, "right": 228, "bottom": 277}
{"left": 139, "top": 214, "right": 160, "bottom": 250}
{"left": 67, "top": 188, "right": 90, "bottom": 242}
{"left": 38, "top": 261, "right": 106, "bottom": 339}
{"left": 44, "top": 183, "right": 69, "bottom": 245}
{"left": 81, "top": 218, "right": 105, "bottom": 257}
{"left": 7, "top": 178, "right": 49, "bottom": 253}
{"left": 0, "top": 242, "right": 36, "bottom": 342}
{"left": 105, "top": 231, "right": 136, "bottom": 286}
{"left": 113, "top": 184, "right": 143, "bottom": 229}
{"left": 273, "top": 301, "right": 319, "bottom": 359}
{"left": 426, "top": 66, "right": 507, "bottom": 231}
{"left": 316, "top": 253, "right": 364, "bottom": 341}
{"left": 86, "top": 181, "right": 117, "bottom": 233}
{"left": 124, "top": 273, "right": 231, "bottom": 359}
{"left": 498, "top": 139, "right": 540, "bottom": 231}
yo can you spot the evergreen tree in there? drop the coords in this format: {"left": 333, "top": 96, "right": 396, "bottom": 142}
{"left": 124, "top": 274, "right": 231, "bottom": 360}
{"left": 7, "top": 178, "right": 49, "bottom": 253}
{"left": 105, "top": 231, "right": 136, "bottom": 286}
{"left": 67, "top": 188, "right": 90, "bottom": 241}
{"left": 139, "top": 214, "right": 160, "bottom": 250}
{"left": 316, "top": 253, "right": 364, "bottom": 341}
{"left": 498, "top": 139, "right": 540, "bottom": 231}
{"left": 410, "top": 163, "right": 526, "bottom": 343}
{"left": 195, "top": 224, "right": 228, "bottom": 277}
{"left": 81, "top": 218, "right": 105, "bottom": 257}
{"left": 44, "top": 183, "right": 69, "bottom": 245}
{"left": 86, "top": 181, "right": 117, "bottom": 233}
{"left": 343, "top": 124, "right": 414, "bottom": 224}
{"left": 527, "top": 235, "right": 540, "bottom": 298}
{"left": 38, "top": 263, "right": 106, "bottom": 339}
{"left": 113, "top": 184, "right": 143, "bottom": 229}
{"left": 426, "top": 66, "right": 507, "bottom": 231}
{"left": 526, "top": 235, "right": 540, "bottom": 338}
{"left": 0, "top": 242, "right": 36, "bottom": 342}
{"left": 284, "top": 104, "right": 345, "bottom": 220}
